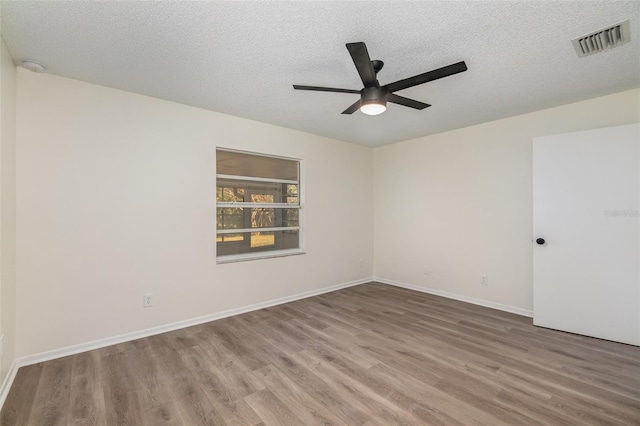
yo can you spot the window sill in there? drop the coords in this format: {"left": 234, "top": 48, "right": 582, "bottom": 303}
{"left": 216, "top": 248, "right": 306, "bottom": 264}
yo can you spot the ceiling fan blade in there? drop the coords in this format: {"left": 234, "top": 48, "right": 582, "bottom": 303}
{"left": 293, "top": 85, "right": 360, "bottom": 94}
{"left": 341, "top": 100, "right": 361, "bottom": 114}
{"left": 387, "top": 93, "right": 431, "bottom": 110}
{"left": 346, "top": 42, "right": 378, "bottom": 87}
{"left": 383, "top": 61, "right": 467, "bottom": 93}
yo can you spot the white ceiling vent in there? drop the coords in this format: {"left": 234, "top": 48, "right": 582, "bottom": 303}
{"left": 572, "top": 20, "right": 631, "bottom": 57}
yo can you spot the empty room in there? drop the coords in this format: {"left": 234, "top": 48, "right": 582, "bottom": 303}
{"left": 0, "top": 1, "right": 639, "bottom": 425}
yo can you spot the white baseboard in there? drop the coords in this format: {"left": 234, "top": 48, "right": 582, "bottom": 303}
{"left": 16, "top": 277, "right": 372, "bottom": 368}
{"left": 0, "top": 360, "right": 18, "bottom": 410}
{"left": 374, "top": 277, "right": 533, "bottom": 318}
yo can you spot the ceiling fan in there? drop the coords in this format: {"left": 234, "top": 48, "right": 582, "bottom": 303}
{"left": 293, "top": 42, "right": 467, "bottom": 116}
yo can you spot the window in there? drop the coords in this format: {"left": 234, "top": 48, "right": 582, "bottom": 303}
{"left": 216, "top": 149, "right": 302, "bottom": 262}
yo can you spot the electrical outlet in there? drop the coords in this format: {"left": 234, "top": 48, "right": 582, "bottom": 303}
{"left": 359, "top": 259, "right": 364, "bottom": 268}
{"left": 143, "top": 293, "right": 154, "bottom": 308}
{"left": 480, "top": 275, "right": 488, "bottom": 285}
{"left": 423, "top": 265, "right": 430, "bottom": 275}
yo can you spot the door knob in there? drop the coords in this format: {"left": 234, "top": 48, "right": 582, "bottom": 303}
{"left": 536, "top": 238, "right": 545, "bottom": 245}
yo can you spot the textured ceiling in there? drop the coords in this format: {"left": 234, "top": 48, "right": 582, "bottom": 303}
{"left": 1, "top": 1, "right": 639, "bottom": 147}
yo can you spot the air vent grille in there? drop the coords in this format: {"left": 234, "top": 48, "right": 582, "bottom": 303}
{"left": 572, "top": 20, "right": 630, "bottom": 57}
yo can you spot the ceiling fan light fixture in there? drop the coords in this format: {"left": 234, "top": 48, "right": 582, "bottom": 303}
{"left": 360, "top": 102, "right": 386, "bottom": 115}
{"left": 360, "top": 86, "right": 388, "bottom": 115}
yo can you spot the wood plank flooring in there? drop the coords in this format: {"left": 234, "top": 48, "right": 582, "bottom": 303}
{"left": 2, "top": 282, "right": 639, "bottom": 425}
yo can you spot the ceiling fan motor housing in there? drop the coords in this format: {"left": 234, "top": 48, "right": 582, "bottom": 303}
{"left": 361, "top": 86, "right": 388, "bottom": 107}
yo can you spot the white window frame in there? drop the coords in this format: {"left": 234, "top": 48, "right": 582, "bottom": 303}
{"left": 216, "top": 148, "right": 305, "bottom": 263}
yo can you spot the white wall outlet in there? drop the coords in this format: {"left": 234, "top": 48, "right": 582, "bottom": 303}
{"left": 480, "top": 275, "right": 488, "bottom": 285}
{"left": 359, "top": 259, "right": 364, "bottom": 268}
{"left": 143, "top": 293, "right": 154, "bottom": 308}
{"left": 423, "top": 265, "right": 430, "bottom": 275}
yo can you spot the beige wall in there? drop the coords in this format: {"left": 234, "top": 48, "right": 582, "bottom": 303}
{"left": 11, "top": 63, "right": 640, "bottom": 359}
{"left": 373, "top": 89, "right": 640, "bottom": 313}
{"left": 0, "top": 36, "right": 17, "bottom": 382}
{"left": 15, "top": 69, "right": 374, "bottom": 357}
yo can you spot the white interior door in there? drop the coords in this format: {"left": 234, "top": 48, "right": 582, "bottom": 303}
{"left": 533, "top": 123, "right": 640, "bottom": 346}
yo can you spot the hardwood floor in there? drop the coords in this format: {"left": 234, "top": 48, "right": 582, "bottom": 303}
{"left": 2, "top": 282, "right": 639, "bottom": 425}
